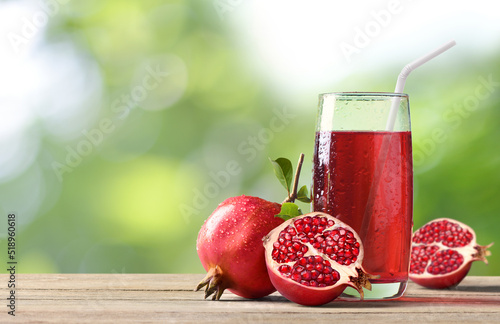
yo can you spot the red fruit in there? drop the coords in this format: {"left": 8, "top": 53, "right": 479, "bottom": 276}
{"left": 263, "top": 212, "right": 375, "bottom": 306}
{"left": 409, "top": 218, "right": 493, "bottom": 289}
{"left": 196, "top": 195, "right": 283, "bottom": 300}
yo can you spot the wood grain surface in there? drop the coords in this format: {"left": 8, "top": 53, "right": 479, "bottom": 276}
{"left": 1, "top": 274, "right": 499, "bottom": 323}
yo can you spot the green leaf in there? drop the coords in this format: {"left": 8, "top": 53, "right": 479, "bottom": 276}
{"left": 275, "top": 202, "right": 303, "bottom": 221}
{"left": 269, "top": 157, "right": 293, "bottom": 195}
{"left": 296, "top": 185, "right": 311, "bottom": 203}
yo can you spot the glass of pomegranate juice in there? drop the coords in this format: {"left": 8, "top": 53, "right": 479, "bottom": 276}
{"left": 312, "top": 92, "right": 413, "bottom": 300}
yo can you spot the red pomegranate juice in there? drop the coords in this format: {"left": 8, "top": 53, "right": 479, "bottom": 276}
{"left": 313, "top": 131, "right": 413, "bottom": 283}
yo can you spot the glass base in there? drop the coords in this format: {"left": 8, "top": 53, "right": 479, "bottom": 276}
{"left": 341, "top": 281, "right": 407, "bottom": 300}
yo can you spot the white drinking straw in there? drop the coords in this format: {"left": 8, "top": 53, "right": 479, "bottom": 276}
{"left": 360, "top": 40, "right": 457, "bottom": 240}
{"left": 385, "top": 40, "right": 456, "bottom": 131}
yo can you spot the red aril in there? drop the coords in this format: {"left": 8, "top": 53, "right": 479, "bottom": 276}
{"left": 409, "top": 218, "right": 493, "bottom": 289}
{"left": 263, "top": 212, "right": 375, "bottom": 306}
{"left": 196, "top": 195, "right": 283, "bottom": 300}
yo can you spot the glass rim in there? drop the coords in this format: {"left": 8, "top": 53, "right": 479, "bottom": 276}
{"left": 319, "top": 92, "right": 408, "bottom": 99}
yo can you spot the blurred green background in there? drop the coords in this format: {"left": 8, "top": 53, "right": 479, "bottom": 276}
{"left": 0, "top": 0, "right": 498, "bottom": 276}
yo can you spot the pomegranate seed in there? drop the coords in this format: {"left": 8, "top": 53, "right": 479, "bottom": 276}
{"left": 294, "top": 265, "right": 305, "bottom": 273}
{"left": 278, "top": 265, "right": 291, "bottom": 274}
{"left": 324, "top": 274, "right": 336, "bottom": 285}
{"left": 323, "top": 266, "right": 333, "bottom": 274}
{"left": 301, "top": 270, "right": 311, "bottom": 280}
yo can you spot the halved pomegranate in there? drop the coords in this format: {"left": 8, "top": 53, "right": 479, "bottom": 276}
{"left": 263, "top": 212, "right": 374, "bottom": 306}
{"left": 409, "top": 218, "right": 493, "bottom": 289}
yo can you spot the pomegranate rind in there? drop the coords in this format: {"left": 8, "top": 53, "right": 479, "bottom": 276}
{"left": 409, "top": 218, "right": 493, "bottom": 289}
{"left": 410, "top": 263, "right": 472, "bottom": 289}
{"left": 196, "top": 195, "right": 283, "bottom": 299}
{"left": 266, "top": 262, "right": 345, "bottom": 306}
{"left": 263, "top": 212, "right": 370, "bottom": 306}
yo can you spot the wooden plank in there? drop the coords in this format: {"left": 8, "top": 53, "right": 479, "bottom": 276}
{"left": 0, "top": 274, "right": 499, "bottom": 323}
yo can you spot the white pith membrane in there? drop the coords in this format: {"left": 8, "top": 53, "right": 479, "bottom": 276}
{"left": 264, "top": 212, "right": 364, "bottom": 289}
{"left": 410, "top": 218, "right": 487, "bottom": 278}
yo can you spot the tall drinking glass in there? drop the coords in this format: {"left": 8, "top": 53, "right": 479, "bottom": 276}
{"left": 312, "top": 92, "right": 413, "bottom": 300}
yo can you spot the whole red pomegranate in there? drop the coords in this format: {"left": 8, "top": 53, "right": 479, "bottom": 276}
{"left": 196, "top": 195, "right": 283, "bottom": 300}
{"left": 263, "top": 212, "right": 375, "bottom": 306}
{"left": 409, "top": 218, "right": 493, "bottom": 289}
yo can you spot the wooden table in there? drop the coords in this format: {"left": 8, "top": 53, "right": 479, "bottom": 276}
{"left": 1, "top": 274, "right": 499, "bottom": 323}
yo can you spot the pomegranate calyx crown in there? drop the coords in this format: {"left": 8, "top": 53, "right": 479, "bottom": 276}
{"left": 349, "top": 268, "right": 379, "bottom": 300}
{"left": 195, "top": 265, "right": 226, "bottom": 300}
{"left": 473, "top": 242, "right": 494, "bottom": 264}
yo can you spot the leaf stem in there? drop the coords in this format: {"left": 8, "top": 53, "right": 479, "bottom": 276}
{"left": 282, "top": 153, "right": 304, "bottom": 204}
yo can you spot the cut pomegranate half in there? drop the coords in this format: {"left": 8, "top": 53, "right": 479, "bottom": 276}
{"left": 263, "top": 212, "right": 375, "bottom": 306}
{"left": 409, "top": 218, "right": 493, "bottom": 289}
